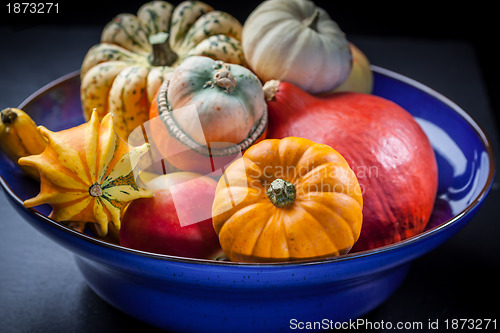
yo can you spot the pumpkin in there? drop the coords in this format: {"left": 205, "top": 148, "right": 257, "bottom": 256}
{"left": 241, "top": 0, "right": 351, "bottom": 94}
{"left": 212, "top": 137, "right": 363, "bottom": 263}
{"left": 0, "top": 108, "right": 47, "bottom": 180}
{"left": 263, "top": 80, "right": 438, "bottom": 251}
{"left": 148, "top": 55, "right": 267, "bottom": 174}
{"left": 81, "top": 0, "right": 246, "bottom": 141}
{"left": 18, "top": 110, "right": 153, "bottom": 236}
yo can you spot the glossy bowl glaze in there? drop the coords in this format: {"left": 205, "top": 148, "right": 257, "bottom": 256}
{"left": 0, "top": 67, "right": 494, "bottom": 333}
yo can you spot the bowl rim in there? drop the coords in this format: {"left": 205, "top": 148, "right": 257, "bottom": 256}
{"left": 0, "top": 66, "right": 495, "bottom": 267}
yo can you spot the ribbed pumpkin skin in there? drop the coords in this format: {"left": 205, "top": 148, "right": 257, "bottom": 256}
{"left": 265, "top": 82, "right": 438, "bottom": 252}
{"left": 212, "top": 137, "right": 363, "bottom": 263}
{"left": 80, "top": 0, "right": 246, "bottom": 141}
{"left": 242, "top": 0, "right": 351, "bottom": 94}
{"left": 18, "top": 110, "right": 153, "bottom": 237}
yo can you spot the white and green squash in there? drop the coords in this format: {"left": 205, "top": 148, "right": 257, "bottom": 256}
{"left": 149, "top": 55, "right": 268, "bottom": 173}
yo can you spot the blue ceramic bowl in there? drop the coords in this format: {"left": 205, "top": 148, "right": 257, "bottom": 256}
{"left": 0, "top": 67, "right": 495, "bottom": 332}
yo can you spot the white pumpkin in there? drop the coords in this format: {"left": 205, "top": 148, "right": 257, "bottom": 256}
{"left": 80, "top": 1, "right": 246, "bottom": 141}
{"left": 242, "top": 0, "right": 352, "bottom": 94}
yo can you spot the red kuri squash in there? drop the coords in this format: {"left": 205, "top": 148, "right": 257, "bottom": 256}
{"left": 264, "top": 80, "right": 438, "bottom": 251}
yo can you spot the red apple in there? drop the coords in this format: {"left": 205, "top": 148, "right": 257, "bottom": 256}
{"left": 120, "top": 172, "right": 222, "bottom": 259}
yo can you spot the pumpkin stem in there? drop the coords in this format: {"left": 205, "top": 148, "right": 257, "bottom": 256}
{"left": 267, "top": 178, "right": 296, "bottom": 208}
{"left": 303, "top": 9, "right": 320, "bottom": 30}
{"left": 215, "top": 67, "right": 237, "bottom": 93}
{"left": 204, "top": 64, "right": 237, "bottom": 93}
{"left": 1, "top": 108, "right": 17, "bottom": 124}
{"left": 89, "top": 183, "right": 103, "bottom": 197}
{"left": 263, "top": 80, "right": 280, "bottom": 101}
{"left": 149, "top": 32, "right": 178, "bottom": 66}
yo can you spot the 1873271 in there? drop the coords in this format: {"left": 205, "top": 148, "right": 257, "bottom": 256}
{"left": 6, "top": 3, "right": 58, "bottom": 14}
{"left": 444, "top": 318, "right": 497, "bottom": 330}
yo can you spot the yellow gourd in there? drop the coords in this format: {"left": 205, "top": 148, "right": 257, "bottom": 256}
{"left": 0, "top": 107, "right": 47, "bottom": 180}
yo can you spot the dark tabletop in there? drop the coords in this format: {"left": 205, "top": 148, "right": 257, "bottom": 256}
{"left": 1, "top": 2, "right": 499, "bottom": 332}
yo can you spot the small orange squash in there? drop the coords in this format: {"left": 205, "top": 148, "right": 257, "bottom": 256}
{"left": 212, "top": 137, "right": 363, "bottom": 263}
{"left": 80, "top": 0, "right": 246, "bottom": 141}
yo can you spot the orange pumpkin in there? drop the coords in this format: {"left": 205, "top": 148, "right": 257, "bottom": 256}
{"left": 212, "top": 137, "right": 363, "bottom": 263}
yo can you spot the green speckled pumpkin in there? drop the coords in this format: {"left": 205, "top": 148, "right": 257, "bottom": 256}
{"left": 81, "top": 0, "right": 245, "bottom": 141}
{"left": 159, "top": 56, "right": 266, "bottom": 146}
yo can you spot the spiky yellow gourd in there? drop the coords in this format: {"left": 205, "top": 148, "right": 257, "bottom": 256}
{"left": 18, "top": 110, "right": 153, "bottom": 236}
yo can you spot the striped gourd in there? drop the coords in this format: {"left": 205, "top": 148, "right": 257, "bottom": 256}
{"left": 80, "top": 0, "right": 245, "bottom": 141}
